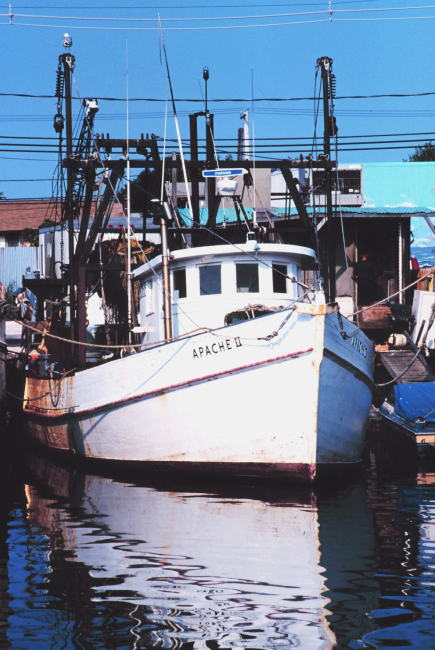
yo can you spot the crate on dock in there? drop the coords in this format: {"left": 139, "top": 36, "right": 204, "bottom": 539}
{"left": 359, "top": 305, "right": 391, "bottom": 329}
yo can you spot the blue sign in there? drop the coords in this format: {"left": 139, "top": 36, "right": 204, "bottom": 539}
{"left": 202, "top": 169, "right": 247, "bottom": 178}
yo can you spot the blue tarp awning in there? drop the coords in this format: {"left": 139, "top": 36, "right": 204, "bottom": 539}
{"left": 394, "top": 383, "right": 435, "bottom": 422}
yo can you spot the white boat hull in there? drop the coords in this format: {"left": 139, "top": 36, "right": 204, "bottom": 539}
{"left": 21, "top": 304, "right": 374, "bottom": 481}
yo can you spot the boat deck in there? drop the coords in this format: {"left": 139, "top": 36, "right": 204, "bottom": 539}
{"left": 378, "top": 349, "right": 435, "bottom": 383}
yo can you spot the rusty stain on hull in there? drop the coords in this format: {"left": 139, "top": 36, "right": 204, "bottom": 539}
{"left": 25, "top": 375, "right": 76, "bottom": 415}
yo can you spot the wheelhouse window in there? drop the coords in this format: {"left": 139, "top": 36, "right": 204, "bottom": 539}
{"left": 173, "top": 268, "right": 187, "bottom": 299}
{"left": 236, "top": 263, "right": 259, "bottom": 293}
{"left": 272, "top": 263, "right": 287, "bottom": 293}
{"left": 199, "top": 264, "right": 221, "bottom": 295}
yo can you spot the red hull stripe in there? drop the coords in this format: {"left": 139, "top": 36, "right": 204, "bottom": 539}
{"left": 25, "top": 347, "right": 314, "bottom": 420}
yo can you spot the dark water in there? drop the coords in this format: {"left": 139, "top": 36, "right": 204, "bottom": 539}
{"left": 1, "top": 427, "right": 435, "bottom": 649}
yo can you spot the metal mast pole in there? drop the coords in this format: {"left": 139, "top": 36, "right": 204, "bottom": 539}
{"left": 126, "top": 43, "right": 132, "bottom": 346}
{"left": 189, "top": 114, "right": 200, "bottom": 228}
{"left": 318, "top": 56, "right": 335, "bottom": 303}
{"left": 203, "top": 67, "right": 216, "bottom": 220}
{"left": 161, "top": 205, "right": 173, "bottom": 340}
{"left": 61, "top": 48, "right": 76, "bottom": 348}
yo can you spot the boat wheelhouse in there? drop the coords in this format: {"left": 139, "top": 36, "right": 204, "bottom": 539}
{"left": 134, "top": 242, "right": 316, "bottom": 343}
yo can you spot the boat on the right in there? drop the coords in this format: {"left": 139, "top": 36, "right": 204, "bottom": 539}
{"left": 379, "top": 382, "right": 435, "bottom": 457}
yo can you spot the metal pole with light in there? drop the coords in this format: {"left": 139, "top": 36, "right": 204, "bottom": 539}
{"left": 203, "top": 66, "right": 209, "bottom": 114}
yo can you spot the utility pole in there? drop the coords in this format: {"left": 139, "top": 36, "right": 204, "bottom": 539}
{"left": 318, "top": 56, "right": 335, "bottom": 303}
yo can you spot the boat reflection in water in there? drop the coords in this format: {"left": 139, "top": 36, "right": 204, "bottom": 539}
{"left": 21, "top": 449, "right": 386, "bottom": 649}
{"left": 24, "top": 453, "right": 335, "bottom": 649}
{"left": 6, "top": 437, "right": 435, "bottom": 648}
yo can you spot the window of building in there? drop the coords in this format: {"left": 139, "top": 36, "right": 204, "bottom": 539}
{"left": 199, "top": 265, "right": 221, "bottom": 295}
{"left": 236, "top": 263, "right": 259, "bottom": 293}
{"left": 173, "top": 268, "right": 187, "bottom": 299}
{"left": 5, "top": 233, "right": 20, "bottom": 247}
{"left": 272, "top": 263, "right": 287, "bottom": 293}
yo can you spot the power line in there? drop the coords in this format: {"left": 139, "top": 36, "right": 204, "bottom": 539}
{"left": 9, "top": 1, "right": 386, "bottom": 8}
{"left": 0, "top": 178, "right": 54, "bottom": 182}
{"left": 3, "top": 130, "right": 435, "bottom": 144}
{"left": 4, "top": 10, "right": 435, "bottom": 31}
{"left": 2, "top": 108, "right": 435, "bottom": 123}
{"left": 4, "top": 4, "right": 435, "bottom": 23}
{"left": 2, "top": 90, "right": 435, "bottom": 102}
{"left": 0, "top": 144, "right": 431, "bottom": 158}
{"left": 0, "top": 9, "right": 335, "bottom": 22}
{"left": 0, "top": 155, "right": 57, "bottom": 161}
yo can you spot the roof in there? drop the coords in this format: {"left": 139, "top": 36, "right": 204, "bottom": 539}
{"left": 133, "top": 242, "right": 317, "bottom": 280}
{"left": 178, "top": 207, "right": 255, "bottom": 226}
{"left": 272, "top": 206, "right": 434, "bottom": 218}
{"left": 0, "top": 200, "right": 56, "bottom": 233}
{"left": 0, "top": 199, "right": 125, "bottom": 234}
{"left": 177, "top": 204, "right": 429, "bottom": 226}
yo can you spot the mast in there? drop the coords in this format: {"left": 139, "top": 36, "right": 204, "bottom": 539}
{"left": 318, "top": 56, "right": 335, "bottom": 303}
{"left": 126, "top": 43, "right": 132, "bottom": 346}
{"left": 60, "top": 44, "right": 76, "bottom": 347}
{"left": 161, "top": 204, "right": 173, "bottom": 340}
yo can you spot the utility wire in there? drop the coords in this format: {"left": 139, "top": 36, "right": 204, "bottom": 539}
{"left": 7, "top": 1, "right": 387, "bottom": 8}
{"left": 4, "top": 13, "right": 435, "bottom": 31}
{"left": 2, "top": 90, "right": 435, "bottom": 101}
{"left": 4, "top": 4, "right": 435, "bottom": 22}
{"left": 4, "top": 130, "right": 435, "bottom": 141}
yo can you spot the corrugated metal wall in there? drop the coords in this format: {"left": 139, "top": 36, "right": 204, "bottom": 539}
{"left": 0, "top": 247, "right": 42, "bottom": 290}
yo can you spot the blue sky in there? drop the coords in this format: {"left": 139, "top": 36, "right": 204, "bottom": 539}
{"left": 1, "top": 0, "right": 435, "bottom": 204}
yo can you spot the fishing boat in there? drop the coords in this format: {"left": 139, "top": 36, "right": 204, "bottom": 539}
{"left": 11, "top": 43, "right": 374, "bottom": 481}
{"left": 21, "top": 239, "right": 374, "bottom": 481}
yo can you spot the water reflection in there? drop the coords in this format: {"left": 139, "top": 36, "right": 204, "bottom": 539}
{"left": 1, "top": 440, "right": 435, "bottom": 649}
{"left": 23, "top": 453, "right": 335, "bottom": 649}
{"left": 360, "top": 459, "right": 435, "bottom": 649}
